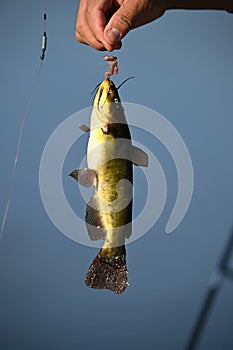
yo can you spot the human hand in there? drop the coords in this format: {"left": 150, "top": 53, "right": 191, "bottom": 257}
{"left": 75, "top": 0, "right": 166, "bottom": 51}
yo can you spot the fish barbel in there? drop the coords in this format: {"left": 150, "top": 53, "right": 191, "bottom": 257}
{"left": 70, "top": 77, "right": 148, "bottom": 294}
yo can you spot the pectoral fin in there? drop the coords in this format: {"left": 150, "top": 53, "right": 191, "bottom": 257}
{"left": 86, "top": 195, "right": 106, "bottom": 240}
{"left": 80, "top": 124, "right": 90, "bottom": 132}
{"left": 69, "top": 168, "right": 96, "bottom": 188}
{"left": 132, "top": 146, "right": 149, "bottom": 167}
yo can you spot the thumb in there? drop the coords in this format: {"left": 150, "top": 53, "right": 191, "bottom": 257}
{"left": 104, "top": 4, "right": 134, "bottom": 47}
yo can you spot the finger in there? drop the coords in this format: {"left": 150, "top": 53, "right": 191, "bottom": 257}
{"left": 76, "top": 25, "right": 106, "bottom": 50}
{"left": 103, "top": 1, "right": 134, "bottom": 49}
{"left": 88, "top": 8, "right": 107, "bottom": 44}
{"left": 76, "top": 8, "right": 107, "bottom": 50}
{"left": 87, "top": 6, "right": 122, "bottom": 51}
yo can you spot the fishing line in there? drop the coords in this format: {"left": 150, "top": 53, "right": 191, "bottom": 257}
{"left": 0, "top": 1, "right": 47, "bottom": 245}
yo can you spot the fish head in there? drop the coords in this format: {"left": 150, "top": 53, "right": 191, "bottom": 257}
{"left": 94, "top": 79, "right": 120, "bottom": 107}
{"left": 93, "top": 79, "right": 124, "bottom": 125}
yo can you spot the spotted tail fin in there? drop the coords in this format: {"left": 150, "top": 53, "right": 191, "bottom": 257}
{"left": 85, "top": 246, "right": 128, "bottom": 294}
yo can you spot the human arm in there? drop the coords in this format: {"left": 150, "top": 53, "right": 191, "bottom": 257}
{"left": 165, "top": 0, "right": 233, "bottom": 11}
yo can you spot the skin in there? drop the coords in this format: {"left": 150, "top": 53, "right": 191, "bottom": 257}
{"left": 76, "top": 0, "right": 233, "bottom": 51}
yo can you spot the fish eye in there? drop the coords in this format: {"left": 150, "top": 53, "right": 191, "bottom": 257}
{"left": 114, "top": 98, "right": 118, "bottom": 103}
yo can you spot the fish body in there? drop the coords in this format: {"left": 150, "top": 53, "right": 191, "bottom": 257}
{"left": 70, "top": 79, "right": 148, "bottom": 294}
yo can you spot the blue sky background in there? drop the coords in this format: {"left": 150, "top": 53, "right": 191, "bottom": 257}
{"left": 0, "top": 1, "right": 233, "bottom": 349}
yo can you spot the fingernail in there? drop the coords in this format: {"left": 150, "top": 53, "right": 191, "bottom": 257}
{"left": 114, "top": 41, "right": 122, "bottom": 50}
{"left": 106, "top": 28, "right": 122, "bottom": 43}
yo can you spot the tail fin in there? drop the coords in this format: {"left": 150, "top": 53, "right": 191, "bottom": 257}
{"left": 85, "top": 246, "right": 128, "bottom": 294}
